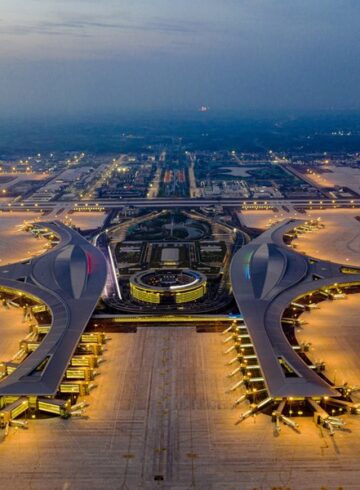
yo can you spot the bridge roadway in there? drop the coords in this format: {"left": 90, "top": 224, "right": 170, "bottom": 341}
{"left": 1, "top": 196, "right": 360, "bottom": 212}
{"left": 92, "top": 313, "right": 243, "bottom": 322}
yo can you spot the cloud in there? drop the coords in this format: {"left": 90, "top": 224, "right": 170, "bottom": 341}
{"left": 0, "top": 13, "right": 218, "bottom": 39}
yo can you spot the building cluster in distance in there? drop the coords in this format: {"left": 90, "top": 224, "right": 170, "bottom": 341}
{"left": 2, "top": 149, "right": 360, "bottom": 207}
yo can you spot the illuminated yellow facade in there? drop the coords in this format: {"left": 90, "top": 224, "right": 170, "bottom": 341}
{"left": 129, "top": 269, "right": 207, "bottom": 305}
{"left": 130, "top": 283, "right": 161, "bottom": 304}
{"left": 175, "top": 283, "right": 207, "bottom": 303}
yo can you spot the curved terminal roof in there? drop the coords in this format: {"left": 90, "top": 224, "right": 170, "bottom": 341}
{"left": 230, "top": 219, "right": 360, "bottom": 399}
{"left": 0, "top": 221, "right": 107, "bottom": 396}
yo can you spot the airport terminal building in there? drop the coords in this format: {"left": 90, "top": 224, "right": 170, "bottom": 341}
{"left": 1, "top": 218, "right": 360, "bottom": 429}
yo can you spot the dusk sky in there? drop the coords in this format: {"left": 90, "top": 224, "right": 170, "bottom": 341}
{"left": 1, "top": 0, "right": 360, "bottom": 116}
